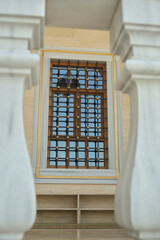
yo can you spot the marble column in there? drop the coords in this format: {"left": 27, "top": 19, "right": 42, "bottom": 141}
{"left": 0, "top": 1, "right": 45, "bottom": 239}
{"left": 110, "top": 0, "right": 160, "bottom": 239}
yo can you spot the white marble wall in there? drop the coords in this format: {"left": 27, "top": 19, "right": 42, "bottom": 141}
{"left": 0, "top": 1, "right": 45, "bottom": 239}
{"left": 110, "top": 0, "right": 160, "bottom": 239}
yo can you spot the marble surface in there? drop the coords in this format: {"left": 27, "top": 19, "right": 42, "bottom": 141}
{"left": 0, "top": 0, "right": 45, "bottom": 17}
{"left": 46, "top": 0, "right": 118, "bottom": 30}
{"left": 0, "top": 59, "right": 39, "bottom": 239}
{"left": 110, "top": 0, "right": 160, "bottom": 239}
{"left": 0, "top": 0, "right": 45, "bottom": 239}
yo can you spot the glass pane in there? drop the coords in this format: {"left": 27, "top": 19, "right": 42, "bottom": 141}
{"left": 87, "top": 67, "right": 104, "bottom": 90}
{"left": 52, "top": 94, "right": 74, "bottom": 136}
{"left": 69, "top": 141, "right": 85, "bottom": 167}
{"left": 81, "top": 95, "right": 102, "bottom": 137}
{"left": 49, "top": 140, "right": 66, "bottom": 167}
{"left": 87, "top": 141, "right": 105, "bottom": 167}
{"left": 70, "top": 67, "right": 85, "bottom": 89}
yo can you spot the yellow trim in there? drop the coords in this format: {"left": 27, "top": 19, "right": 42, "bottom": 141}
{"left": 113, "top": 56, "right": 119, "bottom": 178}
{"left": 36, "top": 175, "right": 118, "bottom": 179}
{"left": 42, "top": 49, "right": 114, "bottom": 56}
{"left": 36, "top": 49, "right": 119, "bottom": 179}
{"left": 36, "top": 51, "right": 44, "bottom": 178}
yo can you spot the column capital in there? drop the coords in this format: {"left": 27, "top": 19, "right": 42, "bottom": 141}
{"left": 0, "top": 0, "right": 45, "bottom": 50}
{"left": 110, "top": 0, "right": 160, "bottom": 61}
{"left": 0, "top": 51, "right": 40, "bottom": 89}
{"left": 115, "top": 59, "right": 160, "bottom": 92}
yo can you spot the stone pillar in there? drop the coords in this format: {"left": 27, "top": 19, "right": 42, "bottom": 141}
{"left": 0, "top": 1, "right": 45, "bottom": 239}
{"left": 110, "top": 0, "right": 160, "bottom": 239}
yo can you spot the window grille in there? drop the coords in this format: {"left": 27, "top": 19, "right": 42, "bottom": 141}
{"left": 48, "top": 60, "right": 108, "bottom": 169}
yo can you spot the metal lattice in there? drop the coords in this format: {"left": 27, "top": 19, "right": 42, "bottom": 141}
{"left": 48, "top": 61, "right": 108, "bottom": 169}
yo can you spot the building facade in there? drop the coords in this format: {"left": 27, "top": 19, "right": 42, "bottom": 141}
{"left": 1, "top": 1, "right": 160, "bottom": 239}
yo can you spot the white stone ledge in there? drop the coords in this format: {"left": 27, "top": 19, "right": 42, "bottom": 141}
{"left": 39, "top": 168, "right": 117, "bottom": 177}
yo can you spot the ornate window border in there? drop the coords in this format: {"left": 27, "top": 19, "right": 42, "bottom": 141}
{"left": 32, "top": 47, "right": 123, "bottom": 184}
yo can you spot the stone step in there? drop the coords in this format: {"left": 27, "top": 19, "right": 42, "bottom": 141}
{"left": 33, "top": 223, "right": 121, "bottom": 229}
{"left": 24, "top": 229, "right": 133, "bottom": 240}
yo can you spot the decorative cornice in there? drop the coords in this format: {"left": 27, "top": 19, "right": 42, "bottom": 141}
{"left": 111, "top": 23, "right": 160, "bottom": 62}
{"left": 115, "top": 59, "right": 160, "bottom": 92}
{"left": 110, "top": 0, "right": 160, "bottom": 61}
{"left": 0, "top": 51, "right": 40, "bottom": 89}
{"left": 0, "top": 16, "right": 44, "bottom": 50}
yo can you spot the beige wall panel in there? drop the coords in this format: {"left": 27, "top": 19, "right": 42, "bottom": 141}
{"left": 119, "top": 59, "right": 130, "bottom": 157}
{"left": 45, "top": 27, "right": 110, "bottom": 49}
{"left": 36, "top": 210, "right": 77, "bottom": 224}
{"left": 79, "top": 195, "right": 114, "bottom": 209}
{"left": 36, "top": 183, "right": 116, "bottom": 195}
{"left": 81, "top": 210, "right": 115, "bottom": 224}
{"left": 24, "top": 88, "right": 35, "bottom": 159}
{"left": 121, "top": 94, "right": 130, "bottom": 157}
{"left": 37, "top": 195, "right": 77, "bottom": 209}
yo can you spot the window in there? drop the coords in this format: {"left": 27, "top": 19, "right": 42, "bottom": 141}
{"left": 32, "top": 48, "right": 122, "bottom": 184}
{"left": 48, "top": 61, "right": 108, "bottom": 169}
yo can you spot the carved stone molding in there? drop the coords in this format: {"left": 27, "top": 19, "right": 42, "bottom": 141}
{"left": 0, "top": 1, "right": 45, "bottom": 239}
{"left": 0, "top": 0, "right": 45, "bottom": 51}
{"left": 0, "top": 52, "right": 40, "bottom": 88}
{"left": 115, "top": 59, "right": 160, "bottom": 92}
{"left": 0, "top": 16, "right": 44, "bottom": 50}
{"left": 114, "top": 58, "right": 160, "bottom": 240}
{"left": 110, "top": 0, "right": 160, "bottom": 61}
{"left": 111, "top": 24, "right": 160, "bottom": 61}
{"left": 110, "top": 0, "right": 160, "bottom": 239}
